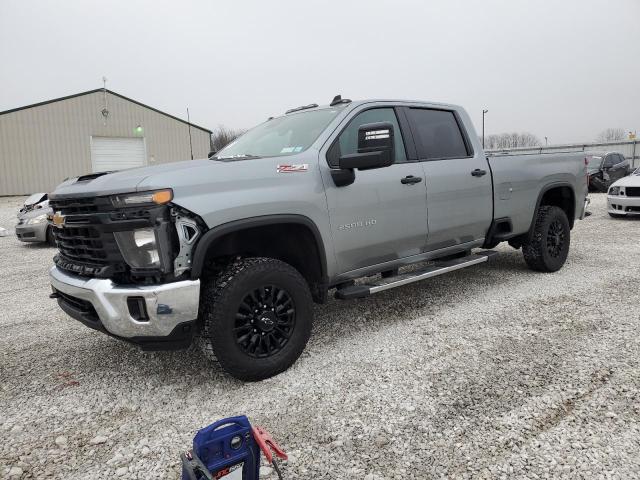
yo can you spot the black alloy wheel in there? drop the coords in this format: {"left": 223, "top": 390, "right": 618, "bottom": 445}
{"left": 546, "top": 219, "right": 566, "bottom": 258}
{"left": 234, "top": 285, "right": 296, "bottom": 358}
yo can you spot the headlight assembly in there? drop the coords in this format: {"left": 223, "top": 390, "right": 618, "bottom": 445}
{"left": 111, "top": 189, "right": 173, "bottom": 208}
{"left": 114, "top": 228, "right": 162, "bottom": 269}
{"left": 609, "top": 186, "right": 620, "bottom": 196}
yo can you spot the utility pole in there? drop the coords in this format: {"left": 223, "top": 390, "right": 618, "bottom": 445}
{"left": 545, "top": 136, "right": 548, "bottom": 146}
{"left": 186, "top": 107, "right": 194, "bottom": 160}
{"left": 482, "top": 109, "right": 488, "bottom": 149}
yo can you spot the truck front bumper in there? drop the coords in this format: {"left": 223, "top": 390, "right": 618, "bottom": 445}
{"left": 49, "top": 266, "right": 200, "bottom": 350}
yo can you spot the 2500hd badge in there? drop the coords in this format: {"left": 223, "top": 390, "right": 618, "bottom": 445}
{"left": 337, "top": 219, "right": 377, "bottom": 231}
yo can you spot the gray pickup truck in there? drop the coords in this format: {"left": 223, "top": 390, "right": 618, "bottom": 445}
{"left": 49, "top": 96, "right": 589, "bottom": 380}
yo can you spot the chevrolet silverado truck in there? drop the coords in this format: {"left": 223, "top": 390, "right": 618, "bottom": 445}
{"left": 48, "top": 96, "right": 589, "bottom": 381}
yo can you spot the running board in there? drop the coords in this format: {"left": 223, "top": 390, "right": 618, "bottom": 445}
{"left": 335, "top": 251, "right": 498, "bottom": 300}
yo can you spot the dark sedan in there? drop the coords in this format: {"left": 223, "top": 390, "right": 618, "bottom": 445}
{"left": 587, "top": 151, "right": 630, "bottom": 192}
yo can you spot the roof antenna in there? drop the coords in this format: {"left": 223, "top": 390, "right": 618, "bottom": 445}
{"left": 101, "top": 76, "right": 109, "bottom": 126}
{"left": 330, "top": 94, "right": 352, "bottom": 107}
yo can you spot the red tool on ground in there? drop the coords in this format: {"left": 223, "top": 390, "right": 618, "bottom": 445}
{"left": 251, "top": 426, "right": 288, "bottom": 479}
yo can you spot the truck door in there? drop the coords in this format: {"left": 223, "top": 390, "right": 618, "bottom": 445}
{"left": 403, "top": 107, "right": 493, "bottom": 250}
{"left": 321, "top": 106, "right": 428, "bottom": 274}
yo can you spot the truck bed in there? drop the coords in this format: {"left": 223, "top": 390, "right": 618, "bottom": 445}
{"left": 487, "top": 151, "right": 588, "bottom": 235}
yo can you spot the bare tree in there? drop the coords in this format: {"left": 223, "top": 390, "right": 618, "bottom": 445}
{"left": 596, "top": 128, "right": 625, "bottom": 142}
{"left": 211, "top": 125, "right": 246, "bottom": 152}
{"left": 484, "top": 132, "right": 542, "bottom": 150}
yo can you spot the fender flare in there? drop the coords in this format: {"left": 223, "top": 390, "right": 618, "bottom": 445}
{"left": 190, "top": 214, "right": 328, "bottom": 281}
{"left": 526, "top": 182, "right": 576, "bottom": 240}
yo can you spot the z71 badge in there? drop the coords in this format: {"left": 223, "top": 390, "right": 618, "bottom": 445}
{"left": 277, "top": 164, "right": 308, "bottom": 173}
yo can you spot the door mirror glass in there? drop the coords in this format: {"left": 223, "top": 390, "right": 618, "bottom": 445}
{"left": 338, "top": 122, "right": 395, "bottom": 170}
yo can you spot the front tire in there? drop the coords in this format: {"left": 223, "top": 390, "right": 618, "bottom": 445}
{"left": 522, "top": 206, "right": 570, "bottom": 272}
{"left": 198, "top": 257, "right": 313, "bottom": 381}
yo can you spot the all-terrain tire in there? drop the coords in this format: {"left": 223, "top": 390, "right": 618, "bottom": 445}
{"left": 197, "top": 257, "right": 313, "bottom": 381}
{"left": 522, "top": 206, "right": 570, "bottom": 272}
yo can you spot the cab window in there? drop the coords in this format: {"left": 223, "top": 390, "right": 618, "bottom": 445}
{"left": 327, "top": 108, "right": 407, "bottom": 167}
{"left": 407, "top": 108, "right": 470, "bottom": 160}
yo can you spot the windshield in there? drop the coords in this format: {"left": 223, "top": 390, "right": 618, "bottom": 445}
{"left": 214, "top": 108, "right": 341, "bottom": 159}
{"left": 587, "top": 156, "right": 602, "bottom": 169}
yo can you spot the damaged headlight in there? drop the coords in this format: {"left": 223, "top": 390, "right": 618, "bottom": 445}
{"left": 609, "top": 186, "right": 620, "bottom": 196}
{"left": 114, "top": 228, "right": 162, "bottom": 269}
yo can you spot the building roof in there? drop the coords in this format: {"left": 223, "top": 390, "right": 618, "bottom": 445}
{"left": 0, "top": 88, "right": 212, "bottom": 134}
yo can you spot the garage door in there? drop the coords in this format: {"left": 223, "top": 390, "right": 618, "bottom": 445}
{"left": 91, "top": 137, "right": 146, "bottom": 172}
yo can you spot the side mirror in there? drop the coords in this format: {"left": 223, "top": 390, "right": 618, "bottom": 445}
{"left": 208, "top": 150, "right": 217, "bottom": 159}
{"left": 338, "top": 122, "right": 395, "bottom": 170}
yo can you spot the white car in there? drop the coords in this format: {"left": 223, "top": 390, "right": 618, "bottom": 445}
{"left": 607, "top": 167, "right": 640, "bottom": 217}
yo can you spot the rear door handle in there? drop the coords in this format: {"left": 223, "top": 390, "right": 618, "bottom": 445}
{"left": 471, "top": 169, "right": 487, "bottom": 177}
{"left": 401, "top": 175, "right": 423, "bottom": 185}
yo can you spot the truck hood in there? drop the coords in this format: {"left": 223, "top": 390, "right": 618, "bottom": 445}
{"left": 50, "top": 160, "right": 220, "bottom": 199}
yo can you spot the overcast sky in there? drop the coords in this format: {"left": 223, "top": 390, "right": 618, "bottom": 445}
{"left": 1, "top": 0, "right": 638, "bottom": 144}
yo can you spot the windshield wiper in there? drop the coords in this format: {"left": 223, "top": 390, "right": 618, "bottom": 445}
{"left": 213, "top": 154, "right": 262, "bottom": 161}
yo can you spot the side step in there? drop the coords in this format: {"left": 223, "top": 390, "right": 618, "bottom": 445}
{"left": 335, "top": 251, "right": 498, "bottom": 300}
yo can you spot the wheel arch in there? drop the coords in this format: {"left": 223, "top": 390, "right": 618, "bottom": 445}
{"left": 529, "top": 183, "right": 576, "bottom": 235}
{"left": 190, "top": 214, "right": 329, "bottom": 302}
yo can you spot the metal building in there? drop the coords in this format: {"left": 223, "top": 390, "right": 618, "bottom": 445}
{"left": 0, "top": 89, "right": 212, "bottom": 195}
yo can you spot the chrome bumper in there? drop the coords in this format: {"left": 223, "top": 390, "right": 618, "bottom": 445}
{"left": 49, "top": 266, "right": 200, "bottom": 338}
{"left": 579, "top": 196, "right": 591, "bottom": 220}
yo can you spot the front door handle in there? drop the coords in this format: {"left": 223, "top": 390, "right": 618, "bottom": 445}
{"left": 471, "top": 169, "right": 487, "bottom": 177}
{"left": 401, "top": 175, "right": 423, "bottom": 185}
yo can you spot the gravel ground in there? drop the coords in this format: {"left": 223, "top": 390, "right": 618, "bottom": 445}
{"left": 1, "top": 193, "right": 639, "bottom": 479}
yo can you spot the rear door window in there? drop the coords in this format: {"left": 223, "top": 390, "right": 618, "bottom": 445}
{"left": 406, "top": 108, "right": 470, "bottom": 160}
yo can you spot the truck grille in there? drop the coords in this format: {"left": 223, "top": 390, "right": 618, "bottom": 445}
{"left": 625, "top": 187, "right": 640, "bottom": 197}
{"left": 49, "top": 195, "right": 171, "bottom": 281}
{"left": 50, "top": 196, "right": 128, "bottom": 278}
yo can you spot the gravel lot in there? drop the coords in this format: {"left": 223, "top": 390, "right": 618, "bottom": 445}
{"left": 1, "top": 193, "right": 639, "bottom": 479}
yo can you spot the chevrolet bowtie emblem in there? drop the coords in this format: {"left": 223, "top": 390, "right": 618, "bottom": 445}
{"left": 52, "top": 211, "right": 66, "bottom": 228}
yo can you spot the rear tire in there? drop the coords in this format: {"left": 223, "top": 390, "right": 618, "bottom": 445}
{"left": 522, "top": 206, "right": 570, "bottom": 272}
{"left": 198, "top": 257, "right": 313, "bottom": 381}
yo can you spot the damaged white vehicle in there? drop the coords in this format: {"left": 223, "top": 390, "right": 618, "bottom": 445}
{"left": 608, "top": 167, "right": 640, "bottom": 218}
{"left": 15, "top": 193, "right": 55, "bottom": 245}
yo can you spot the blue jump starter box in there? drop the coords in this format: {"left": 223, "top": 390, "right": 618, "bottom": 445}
{"left": 182, "top": 416, "right": 260, "bottom": 480}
